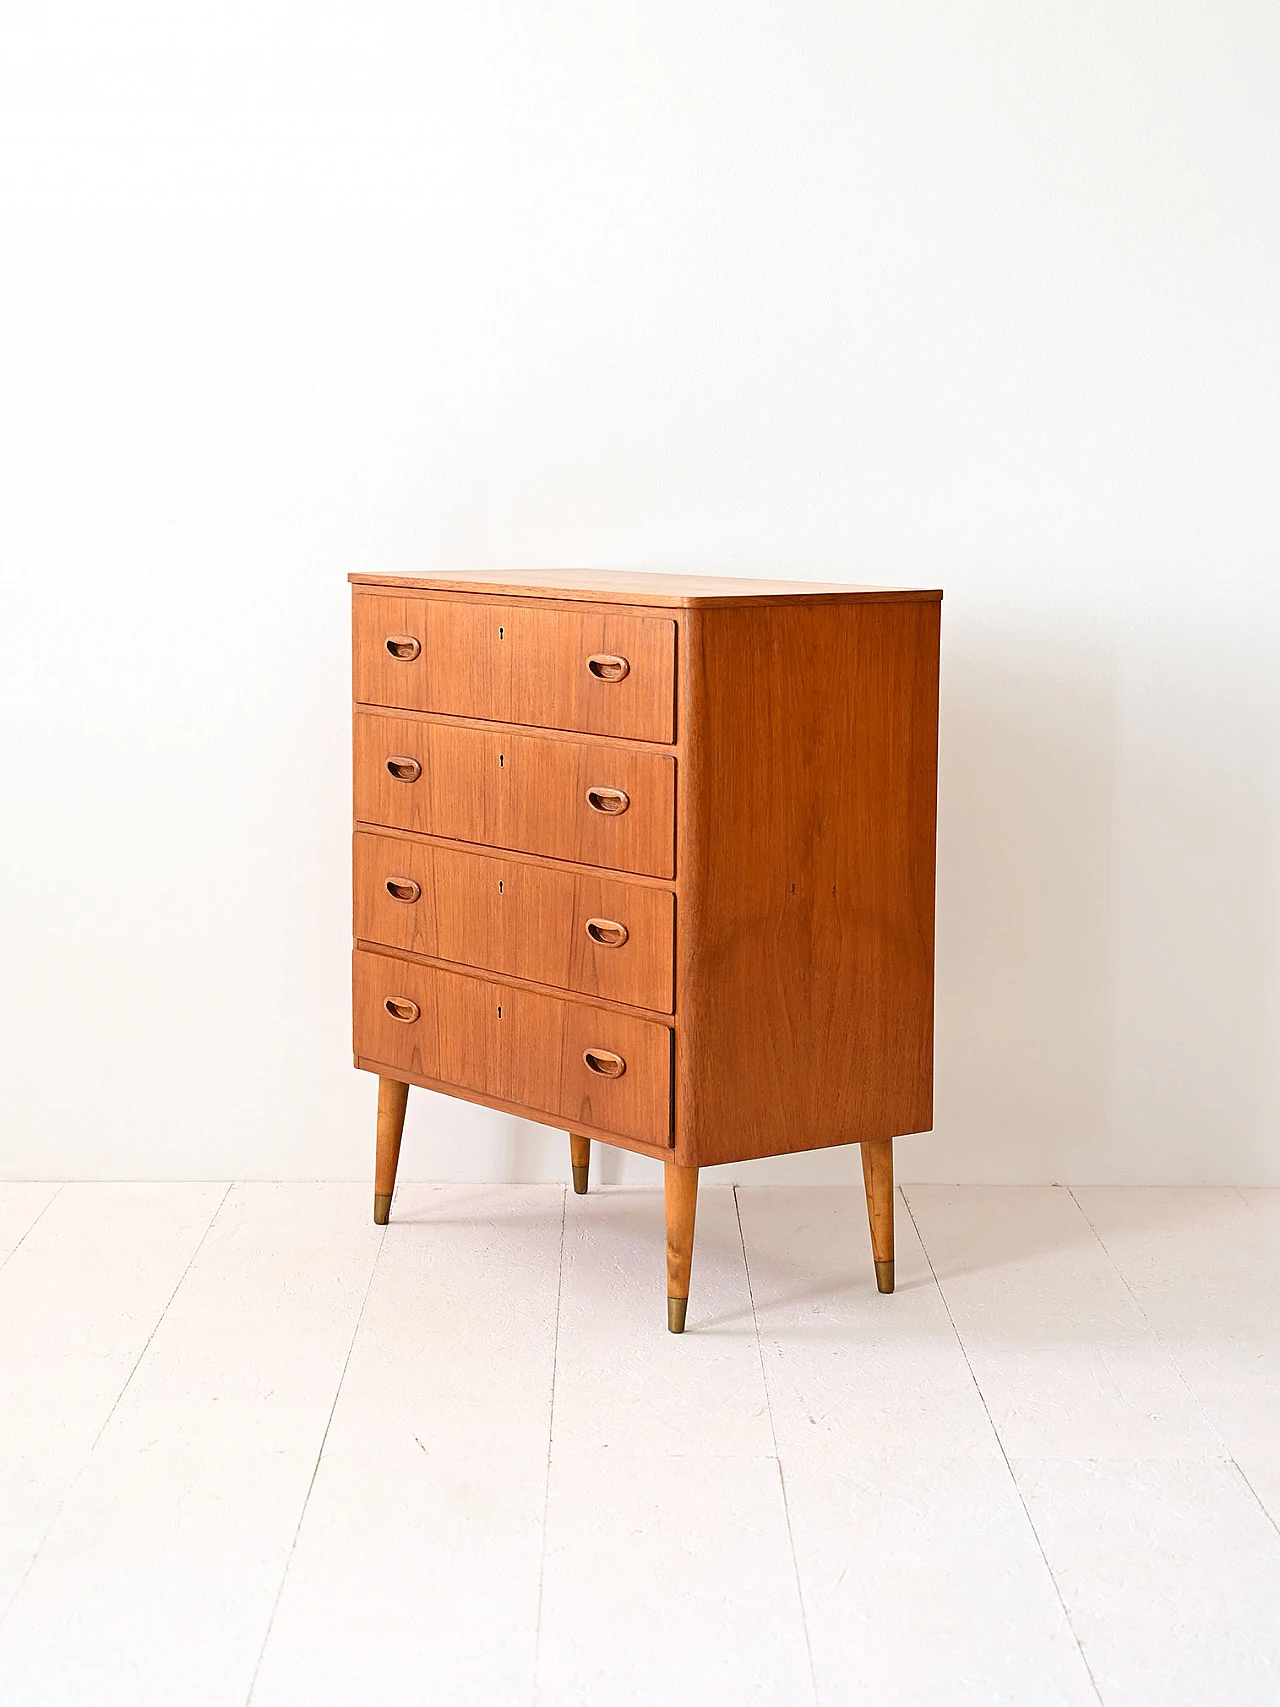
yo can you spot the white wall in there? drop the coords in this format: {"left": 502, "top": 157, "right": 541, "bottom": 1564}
{"left": 2, "top": 2, "right": 1277, "bottom": 1186}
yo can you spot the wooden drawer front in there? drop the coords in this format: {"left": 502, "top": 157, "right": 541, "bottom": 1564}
{"left": 354, "top": 713, "right": 676, "bottom": 879}
{"left": 355, "top": 833, "right": 675, "bottom": 1013}
{"left": 353, "top": 593, "right": 676, "bottom": 742}
{"left": 353, "top": 950, "right": 673, "bottom": 1146}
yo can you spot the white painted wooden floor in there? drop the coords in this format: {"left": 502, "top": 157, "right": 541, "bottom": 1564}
{"left": 1, "top": 1182, "right": 1278, "bottom": 1706}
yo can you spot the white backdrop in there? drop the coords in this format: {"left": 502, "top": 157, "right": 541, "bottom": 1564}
{"left": 2, "top": 2, "right": 1277, "bottom": 1185}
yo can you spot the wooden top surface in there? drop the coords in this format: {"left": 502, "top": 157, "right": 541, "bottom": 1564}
{"left": 349, "top": 568, "right": 943, "bottom": 608}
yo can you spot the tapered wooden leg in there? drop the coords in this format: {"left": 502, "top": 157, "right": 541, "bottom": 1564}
{"left": 569, "top": 1132, "right": 591, "bottom": 1194}
{"left": 664, "top": 1162, "right": 699, "bottom": 1333}
{"left": 373, "top": 1077, "right": 409, "bottom": 1225}
{"left": 861, "top": 1136, "right": 895, "bottom": 1292}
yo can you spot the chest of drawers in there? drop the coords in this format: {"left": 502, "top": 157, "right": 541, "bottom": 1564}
{"left": 351, "top": 569, "right": 942, "bottom": 1331}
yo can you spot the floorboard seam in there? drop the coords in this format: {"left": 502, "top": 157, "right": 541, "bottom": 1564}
{"left": 901, "top": 1187, "right": 1106, "bottom": 1707}
{"left": 1065, "top": 1185, "right": 1232, "bottom": 1449}
{"left": 1068, "top": 1185, "right": 1280, "bottom": 1544}
{"left": 0, "top": 1183, "right": 64, "bottom": 1276}
{"left": 530, "top": 1183, "right": 569, "bottom": 1707}
{"left": 734, "top": 1185, "right": 821, "bottom": 1707}
{"left": 243, "top": 1208, "right": 387, "bottom": 1706}
{"left": 0, "top": 1180, "right": 232, "bottom": 1634}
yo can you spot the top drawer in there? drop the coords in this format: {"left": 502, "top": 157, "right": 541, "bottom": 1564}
{"left": 353, "top": 593, "right": 676, "bottom": 743}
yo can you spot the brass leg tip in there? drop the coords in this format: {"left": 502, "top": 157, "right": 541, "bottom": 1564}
{"left": 874, "top": 1258, "right": 895, "bottom": 1294}
{"left": 571, "top": 1165, "right": 589, "bottom": 1194}
{"left": 667, "top": 1297, "right": 688, "bottom": 1334}
{"left": 373, "top": 1193, "right": 392, "bottom": 1225}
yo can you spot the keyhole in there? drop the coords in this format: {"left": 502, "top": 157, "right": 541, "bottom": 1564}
{"left": 498, "top": 880, "right": 504, "bottom": 894}
{"left": 497, "top": 1005, "right": 503, "bottom": 1018}
{"left": 498, "top": 626, "right": 504, "bottom": 640}
{"left": 499, "top": 753, "right": 504, "bottom": 768}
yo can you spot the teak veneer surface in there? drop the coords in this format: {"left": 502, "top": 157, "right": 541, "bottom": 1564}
{"left": 350, "top": 568, "right": 943, "bottom": 608}
{"left": 352, "top": 826, "right": 678, "bottom": 892}
{"left": 355, "top": 831, "right": 675, "bottom": 1013}
{"left": 355, "top": 1056, "right": 675, "bottom": 1160}
{"left": 353, "top": 948, "right": 672, "bottom": 1146}
{"left": 672, "top": 597, "right": 940, "bottom": 1166}
{"left": 353, "top": 710, "right": 677, "bottom": 879}
{"left": 353, "top": 592, "right": 676, "bottom": 741}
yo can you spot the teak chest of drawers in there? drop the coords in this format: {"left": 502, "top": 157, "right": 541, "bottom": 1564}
{"left": 351, "top": 569, "right": 942, "bottom": 1331}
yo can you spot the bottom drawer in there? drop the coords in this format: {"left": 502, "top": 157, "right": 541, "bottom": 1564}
{"left": 353, "top": 949, "right": 672, "bottom": 1147}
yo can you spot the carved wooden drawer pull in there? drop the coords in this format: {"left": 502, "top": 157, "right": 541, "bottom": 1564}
{"left": 385, "top": 635, "right": 422, "bottom": 660}
{"left": 585, "top": 917, "right": 628, "bottom": 948}
{"left": 385, "top": 877, "right": 421, "bottom": 903}
{"left": 386, "top": 756, "right": 422, "bottom": 782}
{"left": 586, "top": 786, "right": 629, "bottom": 815}
{"left": 384, "top": 996, "right": 420, "bottom": 1023}
{"left": 587, "top": 653, "right": 630, "bottom": 682}
{"left": 583, "top": 1048, "right": 626, "bottom": 1078}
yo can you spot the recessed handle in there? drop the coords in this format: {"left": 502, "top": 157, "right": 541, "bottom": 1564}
{"left": 385, "top": 876, "right": 421, "bottom": 903}
{"left": 587, "top": 653, "right": 630, "bottom": 683}
{"left": 384, "top": 996, "right": 420, "bottom": 1023}
{"left": 386, "top": 755, "right": 422, "bottom": 782}
{"left": 385, "top": 635, "right": 422, "bottom": 661}
{"left": 583, "top": 1048, "right": 626, "bottom": 1078}
{"left": 585, "top": 917, "right": 628, "bottom": 948}
{"left": 586, "top": 786, "right": 629, "bottom": 816}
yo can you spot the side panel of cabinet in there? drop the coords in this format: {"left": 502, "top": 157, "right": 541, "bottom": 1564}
{"left": 674, "top": 598, "right": 940, "bottom": 1165}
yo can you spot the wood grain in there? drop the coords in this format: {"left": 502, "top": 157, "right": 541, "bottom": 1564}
{"left": 356, "top": 1055, "right": 675, "bottom": 1161}
{"left": 350, "top": 569, "right": 943, "bottom": 608}
{"left": 354, "top": 710, "right": 676, "bottom": 878}
{"left": 353, "top": 943, "right": 676, "bottom": 1027}
{"left": 672, "top": 597, "right": 941, "bottom": 1166}
{"left": 353, "top": 948, "right": 673, "bottom": 1147}
{"left": 351, "top": 825, "right": 677, "bottom": 891}
{"left": 353, "top": 592, "right": 676, "bottom": 741}
{"left": 354, "top": 830, "right": 675, "bottom": 1012}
